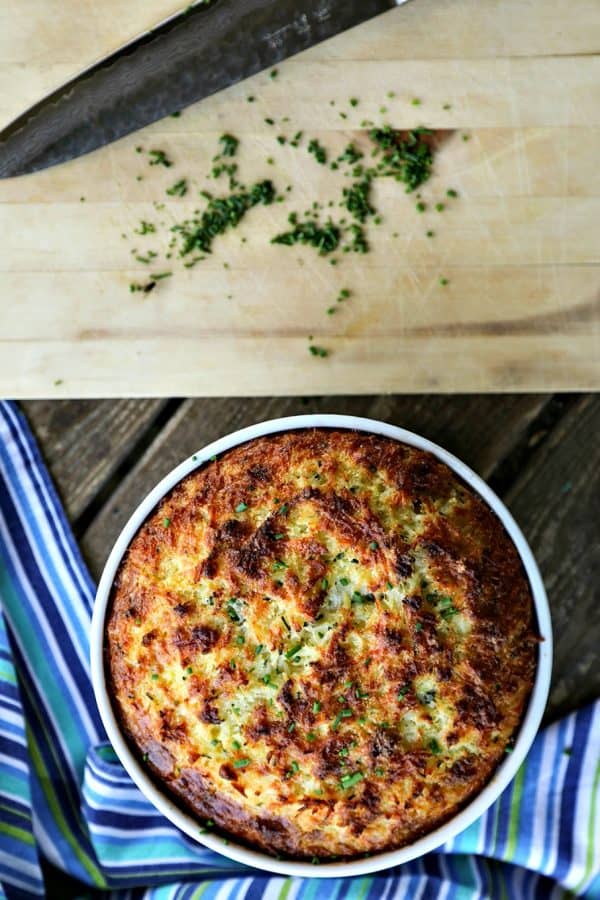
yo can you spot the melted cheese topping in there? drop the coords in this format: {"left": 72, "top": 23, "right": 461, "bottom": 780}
{"left": 107, "top": 429, "right": 537, "bottom": 859}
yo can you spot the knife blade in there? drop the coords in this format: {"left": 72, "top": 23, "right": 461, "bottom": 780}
{"left": 0, "top": 0, "right": 411, "bottom": 179}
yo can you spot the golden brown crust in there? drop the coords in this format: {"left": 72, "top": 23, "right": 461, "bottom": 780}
{"left": 105, "top": 429, "right": 538, "bottom": 859}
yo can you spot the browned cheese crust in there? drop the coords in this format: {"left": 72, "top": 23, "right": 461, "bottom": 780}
{"left": 106, "top": 429, "right": 538, "bottom": 859}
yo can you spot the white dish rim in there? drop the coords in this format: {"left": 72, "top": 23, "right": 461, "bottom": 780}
{"left": 91, "top": 413, "right": 552, "bottom": 879}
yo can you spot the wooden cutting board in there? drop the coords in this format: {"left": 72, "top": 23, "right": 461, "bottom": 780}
{"left": 1, "top": 0, "right": 599, "bottom": 397}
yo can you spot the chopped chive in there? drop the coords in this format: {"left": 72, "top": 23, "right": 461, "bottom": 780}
{"left": 148, "top": 149, "right": 173, "bottom": 167}
{"left": 162, "top": 517, "right": 171, "bottom": 528}
{"left": 308, "top": 139, "right": 327, "bottom": 165}
{"left": 286, "top": 643, "right": 303, "bottom": 659}
{"left": 340, "top": 771, "right": 364, "bottom": 789}
{"left": 352, "top": 592, "right": 376, "bottom": 605}
{"left": 233, "top": 758, "right": 250, "bottom": 768}
{"left": 332, "top": 709, "right": 352, "bottom": 730}
{"left": 227, "top": 600, "right": 241, "bottom": 623}
{"left": 236, "top": 502, "right": 248, "bottom": 512}
{"left": 166, "top": 179, "right": 188, "bottom": 197}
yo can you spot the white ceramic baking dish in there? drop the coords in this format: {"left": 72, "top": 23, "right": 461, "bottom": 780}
{"left": 91, "top": 414, "right": 552, "bottom": 878}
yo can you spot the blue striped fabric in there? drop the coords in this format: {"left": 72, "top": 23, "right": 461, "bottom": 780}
{"left": 0, "top": 399, "right": 598, "bottom": 900}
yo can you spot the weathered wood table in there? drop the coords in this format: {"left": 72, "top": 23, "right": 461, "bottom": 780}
{"left": 22, "top": 393, "right": 600, "bottom": 724}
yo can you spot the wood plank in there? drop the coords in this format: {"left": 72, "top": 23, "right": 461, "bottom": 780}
{"left": 3, "top": 55, "right": 600, "bottom": 133}
{"left": 80, "top": 394, "right": 548, "bottom": 579}
{"left": 4, "top": 127, "right": 599, "bottom": 203}
{"left": 145, "top": 57, "right": 600, "bottom": 131}
{"left": 4, "top": 267, "right": 597, "bottom": 339}
{"left": 2, "top": 332, "right": 597, "bottom": 398}
{"left": 2, "top": 0, "right": 599, "bottom": 126}
{"left": 505, "top": 395, "right": 600, "bottom": 721}
{"left": 21, "top": 399, "right": 167, "bottom": 520}
{"left": 3, "top": 199, "right": 599, "bottom": 271}
{"left": 317, "top": 0, "right": 600, "bottom": 61}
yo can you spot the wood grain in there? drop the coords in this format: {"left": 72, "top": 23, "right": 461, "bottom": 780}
{"left": 2, "top": 333, "right": 597, "bottom": 397}
{"left": 78, "top": 394, "right": 549, "bottom": 578}
{"left": 505, "top": 395, "right": 600, "bottom": 720}
{"left": 21, "top": 399, "right": 167, "bottom": 520}
{"left": 1, "top": 0, "right": 599, "bottom": 395}
{"left": 2, "top": 0, "right": 599, "bottom": 122}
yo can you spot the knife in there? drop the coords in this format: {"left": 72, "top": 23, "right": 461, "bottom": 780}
{"left": 0, "top": 0, "right": 412, "bottom": 179}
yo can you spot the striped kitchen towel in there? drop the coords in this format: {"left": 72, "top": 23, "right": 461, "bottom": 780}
{"left": 0, "top": 399, "right": 598, "bottom": 899}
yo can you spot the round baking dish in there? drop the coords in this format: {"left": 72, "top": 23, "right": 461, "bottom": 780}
{"left": 91, "top": 414, "right": 552, "bottom": 878}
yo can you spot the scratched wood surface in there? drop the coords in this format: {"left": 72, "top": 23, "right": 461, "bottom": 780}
{"left": 22, "top": 393, "right": 600, "bottom": 723}
{"left": 2, "top": 0, "right": 600, "bottom": 396}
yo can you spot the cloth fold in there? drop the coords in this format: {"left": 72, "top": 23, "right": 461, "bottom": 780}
{"left": 0, "top": 400, "right": 598, "bottom": 899}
